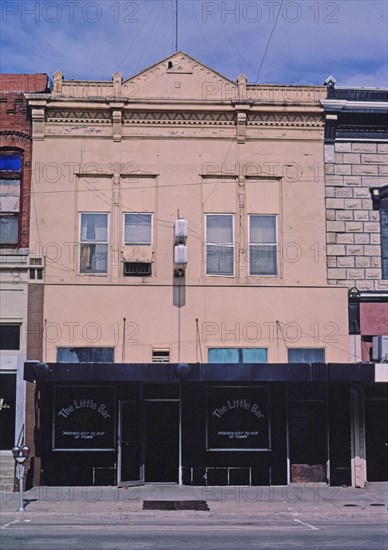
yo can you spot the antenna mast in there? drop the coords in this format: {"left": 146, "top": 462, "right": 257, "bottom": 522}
{"left": 173, "top": 0, "right": 178, "bottom": 52}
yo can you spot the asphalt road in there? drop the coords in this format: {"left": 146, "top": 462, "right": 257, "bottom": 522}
{"left": 1, "top": 519, "right": 387, "bottom": 549}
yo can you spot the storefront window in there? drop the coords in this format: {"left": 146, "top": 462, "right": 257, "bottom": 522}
{"left": 206, "top": 386, "right": 270, "bottom": 451}
{"left": 208, "top": 348, "right": 267, "bottom": 363}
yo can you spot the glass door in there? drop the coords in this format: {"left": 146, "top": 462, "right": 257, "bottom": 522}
{"left": 117, "top": 401, "right": 144, "bottom": 486}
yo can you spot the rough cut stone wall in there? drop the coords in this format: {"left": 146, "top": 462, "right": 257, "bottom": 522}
{"left": 325, "top": 141, "right": 388, "bottom": 291}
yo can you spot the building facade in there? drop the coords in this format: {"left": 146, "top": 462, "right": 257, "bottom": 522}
{"left": 0, "top": 74, "right": 48, "bottom": 489}
{"left": 322, "top": 83, "right": 388, "bottom": 486}
{"left": 22, "top": 53, "right": 381, "bottom": 488}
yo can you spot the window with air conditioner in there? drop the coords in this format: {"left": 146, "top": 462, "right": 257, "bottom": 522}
{"left": 79, "top": 213, "right": 108, "bottom": 273}
{"left": 123, "top": 213, "right": 153, "bottom": 276}
{"left": 205, "top": 214, "right": 234, "bottom": 276}
{"left": 0, "top": 152, "right": 21, "bottom": 246}
{"left": 249, "top": 215, "right": 278, "bottom": 276}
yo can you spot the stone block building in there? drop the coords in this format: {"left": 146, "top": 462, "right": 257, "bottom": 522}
{"left": 322, "top": 83, "right": 388, "bottom": 486}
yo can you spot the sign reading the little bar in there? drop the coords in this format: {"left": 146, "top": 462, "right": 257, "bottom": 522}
{"left": 53, "top": 386, "right": 115, "bottom": 451}
{"left": 207, "top": 387, "right": 270, "bottom": 451}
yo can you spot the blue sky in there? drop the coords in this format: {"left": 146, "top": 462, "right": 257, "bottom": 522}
{"left": 1, "top": 0, "right": 387, "bottom": 86}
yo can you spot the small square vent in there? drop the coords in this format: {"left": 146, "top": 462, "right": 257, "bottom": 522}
{"left": 152, "top": 349, "right": 170, "bottom": 363}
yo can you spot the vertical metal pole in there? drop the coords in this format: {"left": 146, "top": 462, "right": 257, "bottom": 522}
{"left": 18, "top": 464, "right": 25, "bottom": 512}
{"left": 175, "top": 0, "right": 178, "bottom": 52}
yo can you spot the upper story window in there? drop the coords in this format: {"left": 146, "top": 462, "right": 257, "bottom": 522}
{"left": 249, "top": 215, "right": 278, "bottom": 276}
{"left": 57, "top": 347, "right": 114, "bottom": 362}
{"left": 288, "top": 348, "right": 325, "bottom": 363}
{"left": 208, "top": 348, "right": 267, "bottom": 363}
{"left": 124, "top": 213, "right": 152, "bottom": 245}
{"left": 0, "top": 324, "right": 20, "bottom": 350}
{"left": 205, "top": 214, "right": 234, "bottom": 276}
{"left": 0, "top": 152, "right": 22, "bottom": 246}
{"left": 371, "top": 185, "right": 388, "bottom": 280}
{"left": 79, "top": 213, "right": 108, "bottom": 274}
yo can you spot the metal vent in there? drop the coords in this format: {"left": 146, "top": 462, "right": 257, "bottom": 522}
{"left": 152, "top": 349, "right": 170, "bottom": 363}
{"left": 123, "top": 261, "right": 152, "bottom": 277}
{"left": 30, "top": 258, "right": 43, "bottom": 266}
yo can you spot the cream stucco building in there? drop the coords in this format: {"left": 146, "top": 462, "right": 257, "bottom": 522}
{"left": 23, "top": 53, "right": 374, "bottom": 488}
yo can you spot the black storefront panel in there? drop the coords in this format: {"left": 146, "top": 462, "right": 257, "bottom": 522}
{"left": 53, "top": 386, "right": 116, "bottom": 451}
{"left": 181, "top": 383, "right": 287, "bottom": 486}
{"left": 40, "top": 384, "right": 117, "bottom": 486}
{"left": 206, "top": 386, "right": 270, "bottom": 451}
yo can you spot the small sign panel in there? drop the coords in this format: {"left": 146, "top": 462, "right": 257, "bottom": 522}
{"left": 53, "top": 386, "right": 115, "bottom": 451}
{"left": 206, "top": 386, "right": 270, "bottom": 451}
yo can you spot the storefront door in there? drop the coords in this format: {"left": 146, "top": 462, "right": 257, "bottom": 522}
{"left": 144, "top": 401, "right": 179, "bottom": 483}
{"left": 289, "top": 400, "right": 328, "bottom": 482}
{"left": 365, "top": 398, "right": 388, "bottom": 481}
{"left": 117, "top": 401, "right": 144, "bottom": 486}
{"left": 0, "top": 373, "right": 16, "bottom": 450}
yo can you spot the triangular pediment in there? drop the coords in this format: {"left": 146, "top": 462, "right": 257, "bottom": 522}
{"left": 121, "top": 52, "right": 237, "bottom": 101}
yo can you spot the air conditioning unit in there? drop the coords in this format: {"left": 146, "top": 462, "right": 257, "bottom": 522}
{"left": 123, "top": 261, "right": 152, "bottom": 277}
{"left": 372, "top": 336, "right": 388, "bottom": 362}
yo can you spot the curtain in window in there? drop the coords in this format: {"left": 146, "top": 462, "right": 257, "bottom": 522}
{"left": 80, "top": 214, "right": 108, "bottom": 273}
{"left": 81, "top": 214, "right": 107, "bottom": 241}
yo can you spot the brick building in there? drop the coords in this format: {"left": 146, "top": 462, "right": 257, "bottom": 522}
{"left": 0, "top": 74, "right": 48, "bottom": 489}
{"left": 322, "top": 82, "right": 388, "bottom": 486}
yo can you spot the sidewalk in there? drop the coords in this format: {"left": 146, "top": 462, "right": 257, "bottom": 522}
{"left": 1, "top": 483, "right": 387, "bottom": 523}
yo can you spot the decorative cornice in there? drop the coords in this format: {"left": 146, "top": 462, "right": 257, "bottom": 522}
{"left": 123, "top": 111, "right": 236, "bottom": 125}
{"left": 247, "top": 113, "right": 324, "bottom": 127}
{"left": 46, "top": 110, "right": 111, "bottom": 123}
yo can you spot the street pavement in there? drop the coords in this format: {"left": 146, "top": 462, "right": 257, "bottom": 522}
{"left": 1, "top": 482, "right": 387, "bottom": 522}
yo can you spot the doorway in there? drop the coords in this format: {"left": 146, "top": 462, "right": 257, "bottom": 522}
{"left": 117, "top": 401, "right": 144, "bottom": 485}
{"left": 144, "top": 401, "right": 179, "bottom": 483}
{"left": 365, "top": 399, "right": 388, "bottom": 481}
{"left": 0, "top": 373, "right": 16, "bottom": 450}
{"left": 289, "top": 400, "right": 328, "bottom": 482}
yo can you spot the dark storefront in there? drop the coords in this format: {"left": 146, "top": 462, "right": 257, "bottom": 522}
{"left": 24, "top": 361, "right": 380, "bottom": 487}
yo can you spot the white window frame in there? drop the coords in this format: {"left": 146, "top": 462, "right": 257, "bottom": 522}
{"left": 79, "top": 212, "right": 109, "bottom": 274}
{"left": 248, "top": 214, "right": 278, "bottom": 276}
{"left": 123, "top": 213, "right": 153, "bottom": 246}
{"left": 205, "top": 213, "right": 235, "bottom": 277}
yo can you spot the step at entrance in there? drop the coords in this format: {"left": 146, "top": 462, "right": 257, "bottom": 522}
{"left": 0, "top": 454, "right": 15, "bottom": 492}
